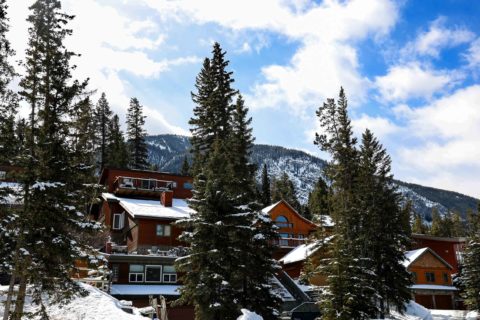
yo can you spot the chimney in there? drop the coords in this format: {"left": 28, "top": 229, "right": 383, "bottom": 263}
{"left": 161, "top": 191, "right": 173, "bottom": 207}
{"left": 105, "top": 241, "right": 112, "bottom": 254}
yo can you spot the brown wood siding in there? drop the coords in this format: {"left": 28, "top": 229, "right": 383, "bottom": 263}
{"left": 412, "top": 235, "right": 465, "bottom": 273}
{"left": 136, "top": 218, "right": 185, "bottom": 248}
{"left": 409, "top": 251, "right": 452, "bottom": 286}
{"left": 269, "top": 201, "right": 316, "bottom": 238}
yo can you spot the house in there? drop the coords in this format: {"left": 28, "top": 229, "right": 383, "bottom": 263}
{"left": 411, "top": 234, "right": 466, "bottom": 274}
{"left": 404, "top": 247, "right": 458, "bottom": 310}
{"left": 261, "top": 200, "right": 321, "bottom": 259}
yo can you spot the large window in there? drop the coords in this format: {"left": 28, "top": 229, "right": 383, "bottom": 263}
{"left": 156, "top": 224, "right": 171, "bottom": 237}
{"left": 112, "top": 213, "right": 124, "bottom": 230}
{"left": 183, "top": 182, "right": 193, "bottom": 190}
{"left": 129, "top": 264, "right": 144, "bottom": 282}
{"left": 163, "top": 265, "right": 177, "bottom": 283}
{"left": 279, "top": 233, "right": 289, "bottom": 247}
{"left": 145, "top": 265, "right": 162, "bottom": 283}
{"left": 425, "top": 272, "right": 435, "bottom": 283}
{"left": 275, "top": 215, "right": 291, "bottom": 228}
{"left": 111, "top": 264, "right": 119, "bottom": 283}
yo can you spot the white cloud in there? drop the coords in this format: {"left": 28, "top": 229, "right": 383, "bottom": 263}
{"left": 465, "top": 38, "right": 480, "bottom": 69}
{"left": 394, "top": 85, "right": 480, "bottom": 198}
{"left": 7, "top": 0, "right": 195, "bottom": 135}
{"left": 352, "top": 114, "right": 400, "bottom": 140}
{"left": 375, "top": 63, "right": 462, "bottom": 102}
{"left": 403, "top": 17, "right": 475, "bottom": 58}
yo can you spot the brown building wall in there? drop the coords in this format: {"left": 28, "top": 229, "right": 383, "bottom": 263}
{"left": 134, "top": 218, "right": 184, "bottom": 249}
{"left": 269, "top": 201, "right": 316, "bottom": 238}
{"left": 412, "top": 235, "right": 464, "bottom": 273}
{"left": 409, "top": 251, "right": 452, "bottom": 285}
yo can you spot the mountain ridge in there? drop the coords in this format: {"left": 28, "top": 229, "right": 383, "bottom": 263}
{"left": 146, "top": 134, "right": 479, "bottom": 220}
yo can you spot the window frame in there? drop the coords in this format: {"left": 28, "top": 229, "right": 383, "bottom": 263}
{"left": 425, "top": 272, "right": 436, "bottom": 283}
{"left": 144, "top": 265, "right": 162, "bottom": 283}
{"left": 111, "top": 264, "right": 119, "bottom": 283}
{"left": 112, "top": 213, "right": 124, "bottom": 230}
{"left": 129, "top": 264, "right": 144, "bottom": 283}
{"left": 156, "top": 224, "right": 172, "bottom": 237}
{"left": 163, "top": 273, "right": 177, "bottom": 283}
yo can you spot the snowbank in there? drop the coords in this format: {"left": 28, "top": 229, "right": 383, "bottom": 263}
{"left": 389, "top": 300, "right": 432, "bottom": 320}
{"left": 0, "top": 283, "right": 147, "bottom": 320}
{"left": 466, "top": 311, "right": 479, "bottom": 320}
{"left": 237, "top": 309, "right": 263, "bottom": 320}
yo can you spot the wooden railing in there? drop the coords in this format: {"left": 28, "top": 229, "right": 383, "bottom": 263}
{"left": 274, "top": 237, "right": 306, "bottom": 248}
{"left": 76, "top": 278, "right": 110, "bottom": 292}
{"left": 113, "top": 176, "right": 175, "bottom": 193}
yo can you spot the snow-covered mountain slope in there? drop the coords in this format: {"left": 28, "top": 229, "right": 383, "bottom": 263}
{"left": 146, "top": 134, "right": 479, "bottom": 220}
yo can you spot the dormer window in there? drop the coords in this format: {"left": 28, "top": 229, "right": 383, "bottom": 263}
{"left": 275, "top": 215, "right": 292, "bottom": 228}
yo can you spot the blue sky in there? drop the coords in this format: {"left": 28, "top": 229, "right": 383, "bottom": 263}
{"left": 7, "top": 0, "right": 480, "bottom": 198}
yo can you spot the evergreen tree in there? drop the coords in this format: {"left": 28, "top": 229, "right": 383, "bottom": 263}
{"left": 260, "top": 163, "right": 271, "bottom": 207}
{"left": 126, "top": 97, "right": 149, "bottom": 169}
{"left": 177, "top": 43, "right": 280, "bottom": 320}
{"left": 430, "top": 208, "right": 443, "bottom": 237}
{"left": 451, "top": 211, "right": 465, "bottom": 237}
{"left": 4, "top": 1, "right": 101, "bottom": 318}
{"left": 105, "top": 114, "right": 129, "bottom": 169}
{"left": 412, "top": 212, "right": 428, "bottom": 234}
{"left": 180, "top": 155, "right": 190, "bottom": 176}
{"left": 466, "top": 207, "right": 480, "bottom": 237}
{"left": 94, "top": 92, "right": 112, "bottom": 170}
{"left": 308, "top": 177, "right": 329, "bottom": 218}
{"left": 271, "top": 172, "right": 301, "bottom": 213}
{"left": 461, "top": 235, "right": 480, "bottom": 310}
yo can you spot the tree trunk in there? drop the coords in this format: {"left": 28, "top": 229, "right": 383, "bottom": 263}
{"left": 11, "top": 272, "right": 27, "bottom": 320}
{"left": 2, "top": 268, "right": 17, "bottom": 320}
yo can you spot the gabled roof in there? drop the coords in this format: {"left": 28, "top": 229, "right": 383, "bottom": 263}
{"left": 279, "top": 236, "right": 333, "bottom": 265}
{"left": 261, "top": 199, "right": 317, "bottom": 228}
{"left": 403, "top": 247, "right": 453, "bottom": 270}
{"left": 101, "top": 193, "right": 193, "bottom": 220}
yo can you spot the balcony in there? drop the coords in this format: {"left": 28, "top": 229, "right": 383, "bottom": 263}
{"left": 274, "top": 237, "right": 306, "bottom": 248}
{"left": 113, "top": 176, "right": 175, "bottom": 198}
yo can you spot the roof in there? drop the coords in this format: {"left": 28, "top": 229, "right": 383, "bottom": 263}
{"left": 410, "top": 284, "right": 458, "bottom": 291}
{"left": 412, "top": 233, "right": 466, "bottom": 243}
{"left": 101, "top": 193, "right": 194, "bottom": 220}
{"left": 261, "top": 199, "right": 317, "bottom": 228}
{"left": 403, "top": 247, "right": 453, "bottom": 269}
{"left": 279, "top": 237, "right": 333, "bottom": 264}
{"left": 110, "top": 284, "right": 181, "bottom": 296}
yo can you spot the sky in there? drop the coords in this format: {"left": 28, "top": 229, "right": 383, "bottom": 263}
{"left": 6, "top": 0, "right": 480, "bottom": 198}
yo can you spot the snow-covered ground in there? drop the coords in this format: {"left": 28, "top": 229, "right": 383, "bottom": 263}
{"left": 0, "top": 283, "right": 147, "bottom": 320}
{"left": 237, "top": 309, "right": 263, "bottom": 320}
{"left": 430, "top": 309, "right": 468, "bottom": 320}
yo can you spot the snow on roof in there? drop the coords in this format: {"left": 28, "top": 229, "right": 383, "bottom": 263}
{"left": 410, "top": 284, "right": 458, "bottom": 291}
{"left": 110, "top": 284, "right": 181, "bottom": 296}
{"left": 403, "top": 248, "right": 429, "bottom": 268}
{"left": 261, "top": 201, "right": 282, "bottom": 214}
{"left": 317, "top": 215, "right": 334, "bottom": 227}
{"left": 102, "top": 193, "right": 194, "bottom": 220}
{"left": 270, "top": 276, "right": 295, "bottom": 301}
{"left": 279, "top": 237, "right": 333, "bottom": 265}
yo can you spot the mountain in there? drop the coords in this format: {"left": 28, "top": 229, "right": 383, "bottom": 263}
{"left": 146, "top": 134, "right": 479, "bottom": 220}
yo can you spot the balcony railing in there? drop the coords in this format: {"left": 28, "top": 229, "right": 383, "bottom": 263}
{"left": 273, "top": 237, "right": 306, "bottom": 248}
{"left": 113, "top": 176, "right": 175, "bottom": 197}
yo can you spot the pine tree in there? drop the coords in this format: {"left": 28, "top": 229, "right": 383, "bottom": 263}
{"left": 461, "top": 235, "right": 480, "bottom": 310}
{"left": 430, "top": 208, "right": 443, "bottom": 236}
{"left": 260, "top": 163, "right": 271, "bottom": 207}
{"left": 308, "top": 177, "right": 329, "bottom": 218}
{"left": 126, "top": 97, "right": 149, "bottom": 169}
{"left": 105, "top": 114, "right": 129, "bottom": 169}
{"left": 4, "top": 1, "right": 101, "bottom": 318}
{"left": 412, "top": 212, "right": 428, "bottom": 234}
{"left": 466, "top": 207, "right": 480, "bottom": 237}
{"left": 451, "top": 211, "right": 465, "bottom": 237}
{"left": 177, "top": 43, "right": 279, "bottom": 320}
{"left": 271, "top": 172, "right": 301, "bottom": 213}
{"left": 94, "top": 92, "right": 112, "bottom": 170}
{"left": 180, "top": 155, "right": 190, "bottom": 176}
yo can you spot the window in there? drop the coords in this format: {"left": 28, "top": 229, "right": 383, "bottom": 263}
{"left": 279, "top": 233, "right": 289, "bottom": 246}
{"left": 156, "top": 224, "right": 171, "bottom": 237}
{"left": 183, "top": 182, "right": 193, "bottom": 190}
{"left": 411, "top": 272, "right": 417, "bottom": 283}
{"left": 443, "top": 273, "right": 449, "bottom": 284}
{"left": 112, "top": 213, "right": 124, "bottom": 230}
{"left": 141, "top": 179, "right": 150, "bottom": 190}
{"left": 111, "top": 264, "right": 119, "bottom": 283}
{"left": 163, "top": 265, "right": 177, "bottom": 283}
{"left": 0, "top": 171, "right": 6, "bottom": 180}
{"left": 425, "top": 272, "right": 435, "bottom": 282}
{"left": 145, "top": 265, "right": 162, "bottom": 283}
{"left": 275, "top": 215, "right": 291, "bottom": 228}
{"left": 297, "top": 234, "right": 305, "bottom": 240}
{"left": 129, "top": 264, "right": 144, "bottom": 282}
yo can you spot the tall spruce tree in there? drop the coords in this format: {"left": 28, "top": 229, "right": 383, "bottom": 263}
{"left": 461, "top": 235, "right": 480, "bottom": 310}
{"left": 105, "top": 114, "right": 129, "bottom": 169}
{"left": 94, "top": 92, "right": 112, "bottom": 170}
{"left": 412, "top": 212, "right": 428, "bottom": 234}
{"left": 3, "top": 1, "right": 101, "bottom": 319}
{"left": 314, "top": 88, "right": 411, "bottom": 319}
{"left": 308, "top": 177, "right": 329, "bottom": 218}
{"left": 126, "top": 97, "right": 149, "bottom": 170}
{"left": 180, "top": 155, "right": 190, "bottom": 176}
{"left": 271, "top": 172, "right": 301, "bottom": 213}
{"left": 260, "top": 163, "right": 271, "bottom": 207}
{"left": 177, "top": 43, "right": 279, "bottom": 320}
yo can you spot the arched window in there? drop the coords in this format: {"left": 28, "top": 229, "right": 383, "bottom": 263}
{"left": 275, "top": 215, "right": 291, "bottom": 228}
